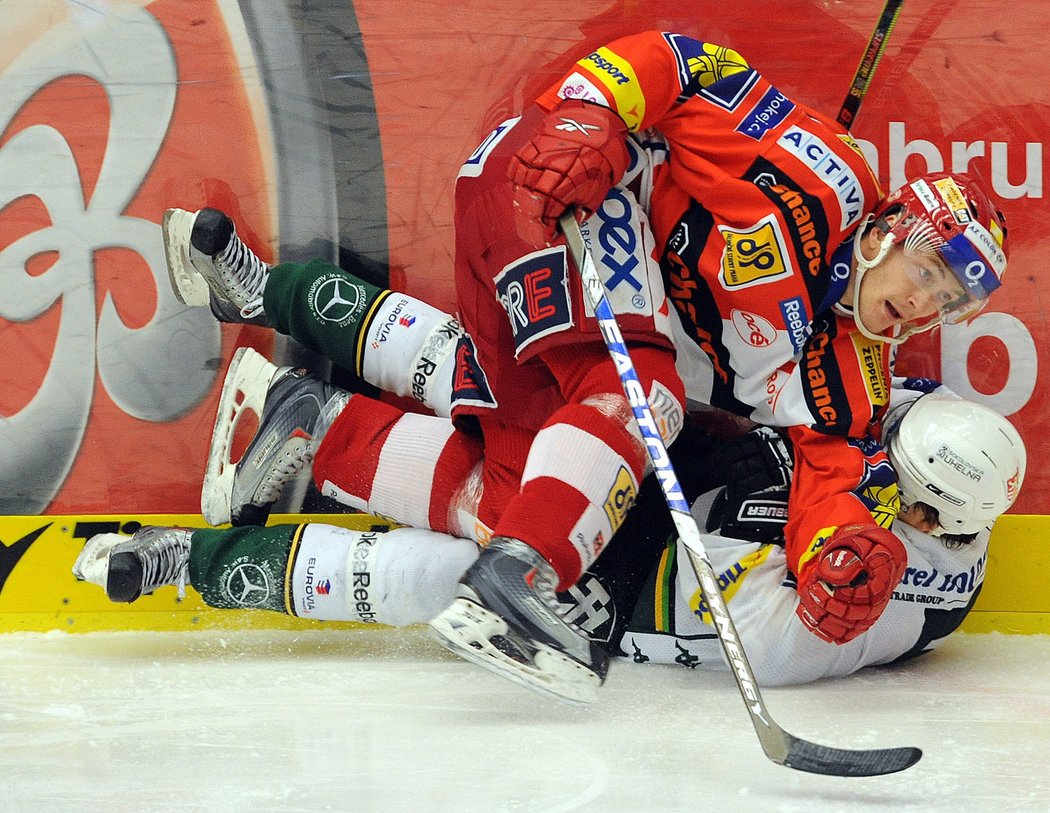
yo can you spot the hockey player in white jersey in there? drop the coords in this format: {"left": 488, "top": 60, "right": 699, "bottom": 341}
{"left": 73, "top": 386, "right": 1024, "bottom": 689}
{"left": 617, "top": 390, "right": 1025, "bottom": 685}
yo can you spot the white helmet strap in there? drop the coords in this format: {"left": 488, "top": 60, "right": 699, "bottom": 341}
{"left": 850, "top": 215, "right": 909, "bottom": 345}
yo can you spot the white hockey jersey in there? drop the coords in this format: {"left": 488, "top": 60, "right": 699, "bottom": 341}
{"left": 617, "top": 488, "right": 988, "bottom": 686}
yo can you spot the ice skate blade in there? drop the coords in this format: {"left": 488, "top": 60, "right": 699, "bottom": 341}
{"left": 202, "top": 347, "right": 277, "bottom": 526}
{"left": 162, "top": 208, "right": 210, "bottom": 306}
{"left": 429, "top": 597, "right": 601, "bottom": 706}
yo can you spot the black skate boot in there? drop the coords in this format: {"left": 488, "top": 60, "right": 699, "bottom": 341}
{"left": 162, "top": 207, "right": 271, "bottom": 325}
{"left": 430, "top": 537, "right": 610, "bottom": 704}
{"left": 203, "top": 347, "right": 350, "bottom": 526}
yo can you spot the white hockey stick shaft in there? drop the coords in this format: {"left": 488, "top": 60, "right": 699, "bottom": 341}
{"left": 559, "top": 211, "right": 920, "bottom": 776}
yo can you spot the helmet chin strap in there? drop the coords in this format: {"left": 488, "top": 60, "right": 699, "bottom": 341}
{"left": 849, "top": 214, "right": 911, "bottom": 346}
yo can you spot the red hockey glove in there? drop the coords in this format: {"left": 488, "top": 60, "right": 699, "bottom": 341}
{"left": 795, "top": 524, "right": 907, "bottom": 645}
{"left": 508, "top": 99, "right": 630, "bottom": 246}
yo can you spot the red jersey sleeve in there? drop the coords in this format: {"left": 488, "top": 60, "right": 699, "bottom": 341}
{"left": 783, "top": 424, "right": 901, "bottom": 577}
{"left": 536, "top": 31, "right": 753, "bottom": 133}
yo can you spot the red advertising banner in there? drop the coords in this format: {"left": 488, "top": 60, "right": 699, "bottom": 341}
{"left": 352, "top": 0, "right": 1049, "bottom": 514}
{"left": 1, "top": 0, "right": 1046, "bottom": 516}
{"left": 0, "top": 1, "right": 275, "bottom": 514}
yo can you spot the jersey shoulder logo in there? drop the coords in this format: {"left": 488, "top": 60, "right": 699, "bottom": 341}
{"left": 663, "top": 35, "right": 755, "bottom": 108}
{"left": 494, "top": 246, "right": 572, "bottom": 357}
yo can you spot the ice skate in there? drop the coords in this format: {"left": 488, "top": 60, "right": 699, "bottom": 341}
{"left": 429, "top": 537, "right": 609, "bottom": 705}
{"left": 73, "top": 526, "right": 193, "bottom": 603}
{"left": 162, "top": 207, "right": 271, "bottom": 325}
{"left": 203, "top": 347, "right": 349, "bottom": 527}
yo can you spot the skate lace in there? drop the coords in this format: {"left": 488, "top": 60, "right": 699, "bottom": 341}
{"left": 217, "top": 238, "right": 269, "bottom": 318}
{"left": 256, "top": 445, "right": 315, "bottom": 504}
{"left": 139, "top": 531, "right": 190, "bottom": 600}
{"left": 540, "top": 578, "right": 586, "bottom": 629}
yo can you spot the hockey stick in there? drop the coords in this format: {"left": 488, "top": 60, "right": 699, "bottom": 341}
{"left": 559, "top": 211, "right": 921, "bottom": 777}
{"left": 837, "top": 0, "right": 905, "bottom": 128}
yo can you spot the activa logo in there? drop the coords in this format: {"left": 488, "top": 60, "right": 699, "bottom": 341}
{"left": 856, "top": 122, "right": 1043, "bottom": 199}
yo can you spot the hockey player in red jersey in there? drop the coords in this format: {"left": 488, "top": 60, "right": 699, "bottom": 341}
{"left": 161, "top": 31, "right": 1010, "bottom": 701}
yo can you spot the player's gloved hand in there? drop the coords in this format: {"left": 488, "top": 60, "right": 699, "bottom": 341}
{"left": 708, "top": 428, "right": 793, "bottom": 543}
{"left": 508, "top": 99, "right": 630, "bottom": 246}
{"left": 795, "top": 523, "right": 907, "bottom": 645}
{"left": 722, "top": 427, "right": 794, "bottom": 492}
{"left": 715, "top": 485, "right": 791, "bottom": 544}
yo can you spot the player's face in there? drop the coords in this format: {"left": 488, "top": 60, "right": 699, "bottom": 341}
{"left": 855, "top": 244, "right": 965, "bottom": 336}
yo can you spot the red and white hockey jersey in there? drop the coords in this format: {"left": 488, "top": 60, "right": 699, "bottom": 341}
{"left": 538, "top": 30, "right": 886, "bottom": 433}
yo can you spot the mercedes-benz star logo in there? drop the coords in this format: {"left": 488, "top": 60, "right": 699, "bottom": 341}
{"left": 224, "top": 563, "right": 272, "bottom": 607}
{"left": 311, "top": 276, "right": 364, "bottom": 323}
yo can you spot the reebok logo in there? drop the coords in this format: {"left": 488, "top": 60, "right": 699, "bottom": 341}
{"left": 555, "top": 117, "right": 600, "bottom": 135}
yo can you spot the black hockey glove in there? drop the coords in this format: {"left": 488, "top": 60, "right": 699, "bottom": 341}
{"left": 714, "top": 484, "right": 791, "bottom": 545}
{"left": 707, "top": 427, "right": 794, "bottom": 545}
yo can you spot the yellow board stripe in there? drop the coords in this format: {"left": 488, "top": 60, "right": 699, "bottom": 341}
{"left": 0, "top": 513, "right": 1047, "bottom": 633}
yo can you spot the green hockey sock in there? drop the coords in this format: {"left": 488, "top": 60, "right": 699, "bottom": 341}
{"left": 189, "top": 525, "right": 301, "bottom": 614}
{"left": 263, "top": 258, "right": 391, "bottom": 374}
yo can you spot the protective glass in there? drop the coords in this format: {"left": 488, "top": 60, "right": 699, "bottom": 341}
{"left": 895, "top": 217, "right": 1003, "bottom": 327}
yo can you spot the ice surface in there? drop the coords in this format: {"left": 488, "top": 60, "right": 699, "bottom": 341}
{"left": 1, "top": 628, "right": 1048, "bottom": 812}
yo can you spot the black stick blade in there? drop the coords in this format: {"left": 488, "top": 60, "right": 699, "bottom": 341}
{"left": 782, "top": 738, "right": 922, "bottom": 777}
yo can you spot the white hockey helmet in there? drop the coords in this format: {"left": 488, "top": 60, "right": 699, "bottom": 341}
{"left": 885, "top": 393, "right": 1026, "bottom": 536}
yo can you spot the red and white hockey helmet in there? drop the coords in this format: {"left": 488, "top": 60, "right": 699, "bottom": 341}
{"left": 852, "top": 172, "right": 1009, "bottom": 342}
{"left": 886, "top": 393, "right": 1026, "bottom": 536}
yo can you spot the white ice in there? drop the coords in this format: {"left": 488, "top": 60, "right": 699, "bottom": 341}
{"left": 1, "top": 628, "right": 1048, "bottom": 812}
